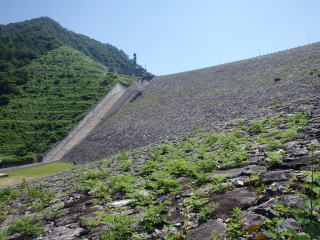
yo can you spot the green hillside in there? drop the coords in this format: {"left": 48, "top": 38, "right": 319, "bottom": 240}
{"left": 0, "top": 17, "right": 151, "bottom": 78}
{"left": 0, "top": 17, "right": 151, "bottom": 102}
{"left": 0, "top": 46, "right": 136, "bottom": 165}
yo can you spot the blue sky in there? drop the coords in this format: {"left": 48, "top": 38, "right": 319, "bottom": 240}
{"left": 1, "top": 0, "right": 320, "bottom": 75}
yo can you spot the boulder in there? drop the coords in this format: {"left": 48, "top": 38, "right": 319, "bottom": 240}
{"left": 279, "top": 194, "right": 305, "bottom": 209}
{"left": 110, "top": 199, "right": 134, "bottom": 208}
{"left": 210, "top": 188, "right": 259, "bottom": 216}
{"left": 261, "top": 170, "right": 294, "bottom": 183}
{"left": 213, "top": 165, "right": 266, "bottom": 179}
{"left": 186, "top": 218, "right": 226, "bottom": 240}
{"left": 251, "top": 198, "right": 278, "bottom": 217}
{"left": 241, "top": 212, "right": 267, "bottom": 234}
{"left": 292, "top": 147, "right": 308, "bottom": 157}
{"left": 277, "top": 218, "right": 301, "bottom": 233}
{"left": 42, "top": 226, "right": 85, "bottom": 240}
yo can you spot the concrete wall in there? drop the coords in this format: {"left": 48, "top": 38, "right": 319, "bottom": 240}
{"left": 61, "top": 79, "right": 150, "bottom": 163}
{"left": 40, "top": 82, "right": 129, "bottom": 163}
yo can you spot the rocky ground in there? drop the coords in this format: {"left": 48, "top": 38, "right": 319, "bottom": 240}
{"left": 1, "top": 97, "right": 320, "bottom": 239}
{"left": 64, "top": 42, "right": 320, "bottom": 164}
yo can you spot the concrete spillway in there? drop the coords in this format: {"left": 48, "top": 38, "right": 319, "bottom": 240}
{"left": 40, "top": 79, "right": 149, "bottom": 163}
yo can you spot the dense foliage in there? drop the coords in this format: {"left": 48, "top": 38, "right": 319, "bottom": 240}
{"left": 0, "top": 17, "right": 150, "bottom": 81}
{"left": 0, "top": 46, "right": 136, "bottom": 165}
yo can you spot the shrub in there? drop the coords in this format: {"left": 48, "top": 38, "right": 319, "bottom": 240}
{"left": 117, "top": 159, "right": 133, "bottom": 172}
{"left": 109, "top": 173, "right": 136, "bottom": 195}
{"left": 7, "top": 218, "right": 43, "bottom": 240}
{"left": 266, "top": 151, "right": 283, "bottom": 167}
{"left": 226, "top": 208, "right": 245, "bottom": 239}
{"left": 99, "top": 213, "right": 137, "bottom": 240}
{"left": 148, "top": 171, "right": 181, "bottom": 194}
{"left": 248, "top": 120, "right": 264, "bottom": 134}
{"left": 164, "top": 158, "right": 197, "bottom": 177}
{"left": 158, "top": 144, "right": 171, "bottom": 155}
{"left": 183, "top": 195, "right": 217, "bottom": 222}
{"left": 139, "top": 160, "right": 159, "bottom": 176}
{"left": 0, "top": 188, "right": 18, "bottom": 204}
{"left": 83, "top": 169, "right": 109, "bottom": 181}
{"left": 0, "top": 95, "right": 9, "bottom": 105}
{"left": 139, "top": 202, "right": 169, "bottom": 233}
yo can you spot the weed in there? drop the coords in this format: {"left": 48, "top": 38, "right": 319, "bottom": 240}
{"left": 83, "top": 169, "right": 109, "bottom": 181}
{"left": 158, "top": 144, "right": 171, "bottom": 155}
{"left": 0, "top": 188, "right": 18, "bottom": 204}
{"left": 183, "top": 195, "right": 217, "bottom": 222}
{"left": 109, "top": 173, "right": 136, "bottom": 195}
{"left": 249, "top": 172, "right": 262, "bottom": 187}
{"left": 7, "top": 218, "right": 43, "bottom": 240}
{"left": 19, "top": 181, "right": 55, "bottom": 212}
{"left": 99, "top": 213, "right": 139, "bottom": 240}
{"left": 248, "top": 120, "right": 264, "bottom": 134}
{"left": 139, "top": 201, "right": 169, "bottom": 233}
{"left": 266, "top": 151, "right": 283, "bottom": 167}
{"left": 210, "top": 175, "right": 232, "bottom": 193}
{"left": 117, "top": 159, "right": 133, "bottom": 172}
{"left": 148, "top": 171, "right": 181, "bottom": 194}
{"left": 226, "top": 208, "right": 245, "bottom": 239}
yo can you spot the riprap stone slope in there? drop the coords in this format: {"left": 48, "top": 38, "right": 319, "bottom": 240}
{"left": 64, "top": 43, "right": 320, "bottom": 164}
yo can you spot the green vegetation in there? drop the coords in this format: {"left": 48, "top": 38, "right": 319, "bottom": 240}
{"left": 7, "top": 218, "right": 43, "bottom": 240}
{"left": 225, "top": 208, "right": 245, "bottom": 239}
{"left": 139, "top": 201, "right": 169, "bottom": 233}
{"left": 266, "top": 151, "right": 283, "bottom": 167}
{"left": 99, "top": 213, "right": 142, "bottom": 240}
{"left": 260, "top": 144, "right": 320, "bottom": 239}
{"left": 183, "top": 194, "right": 217, "bottom": 222}
{"left": 0, "top": 17, "right": 150, "bottom": 95}
{"left": 0, "top": 161, "right": 75, "bottom": 188}
{"left": 19, "top": 180, "right": 55, "bottom": 212}
{"left": 0, "top": 46, "right": 136, "bottom": 164}
{"left": 0, "top": 16, "right": 152, "bottom": 166}
{"left": 1, "top": 111, "right": 316, "bottom": 239}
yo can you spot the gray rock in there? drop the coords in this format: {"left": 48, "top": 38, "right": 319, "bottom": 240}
{"left": 110, "top": 199, "right": 134, "bottom": 208}
{"left": 42, "top": 226, "right": 84, "bottom": 240}
{"left": 261, "top": 170, "right": 294, "bottom": 183}
{"left": 277, "top": 218, "right": 301, "bottom": 233}
{"left": 211, "top": 188, "right": 259, "bottom": 216}
{"left": 279, "top": 194, "right": 305, "bottom": 209}
{"left": 54, "top": 213, "right": 80, "bottom": 227}
{"left": 265, "top": 181, "right": 292, "bottom": 194}
{"left": 284, "top": 141, "right": 298, "bottom": 150}
{"left": 241, "top": 212, "right": 267, "bottom": 234}
{"left": 292, "top": 147, "right": 308, "bottom": 157}
{"left": 251, "top": 198, "right": 278, "bottom": 217}
{"left": 186, "top": 218, "right": 226, "bottom": 240}
{"left": 213, "top": 165, "right": 266, "bottom": 179}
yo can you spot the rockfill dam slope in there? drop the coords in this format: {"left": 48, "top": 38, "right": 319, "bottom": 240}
{"left": 63, "top": 43, "right": 320, "bottom": 164}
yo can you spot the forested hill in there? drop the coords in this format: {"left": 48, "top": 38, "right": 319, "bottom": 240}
{"left": 0, "top": 17, "right": 151, "bottom": 86}
{"left": 0, "top": 17, "right": 149, "bottom": 167}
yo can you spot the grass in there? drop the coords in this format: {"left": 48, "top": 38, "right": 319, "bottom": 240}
{"left": 0, "top": 161, "right": 75, "bottom": 188}
{"left": 0, "top": 46, "right": 136, "bottom": 164}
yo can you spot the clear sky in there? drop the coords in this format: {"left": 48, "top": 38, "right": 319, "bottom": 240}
{"left": 1, "top": 0, "right": 320, "bottom": 75}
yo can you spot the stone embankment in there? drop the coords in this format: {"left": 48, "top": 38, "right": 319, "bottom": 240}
{"left": 65, "top": 42, "right": 320, "bottom": 164}
{"left": 43, "top": 79, "right": 149, "bottom": 163}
